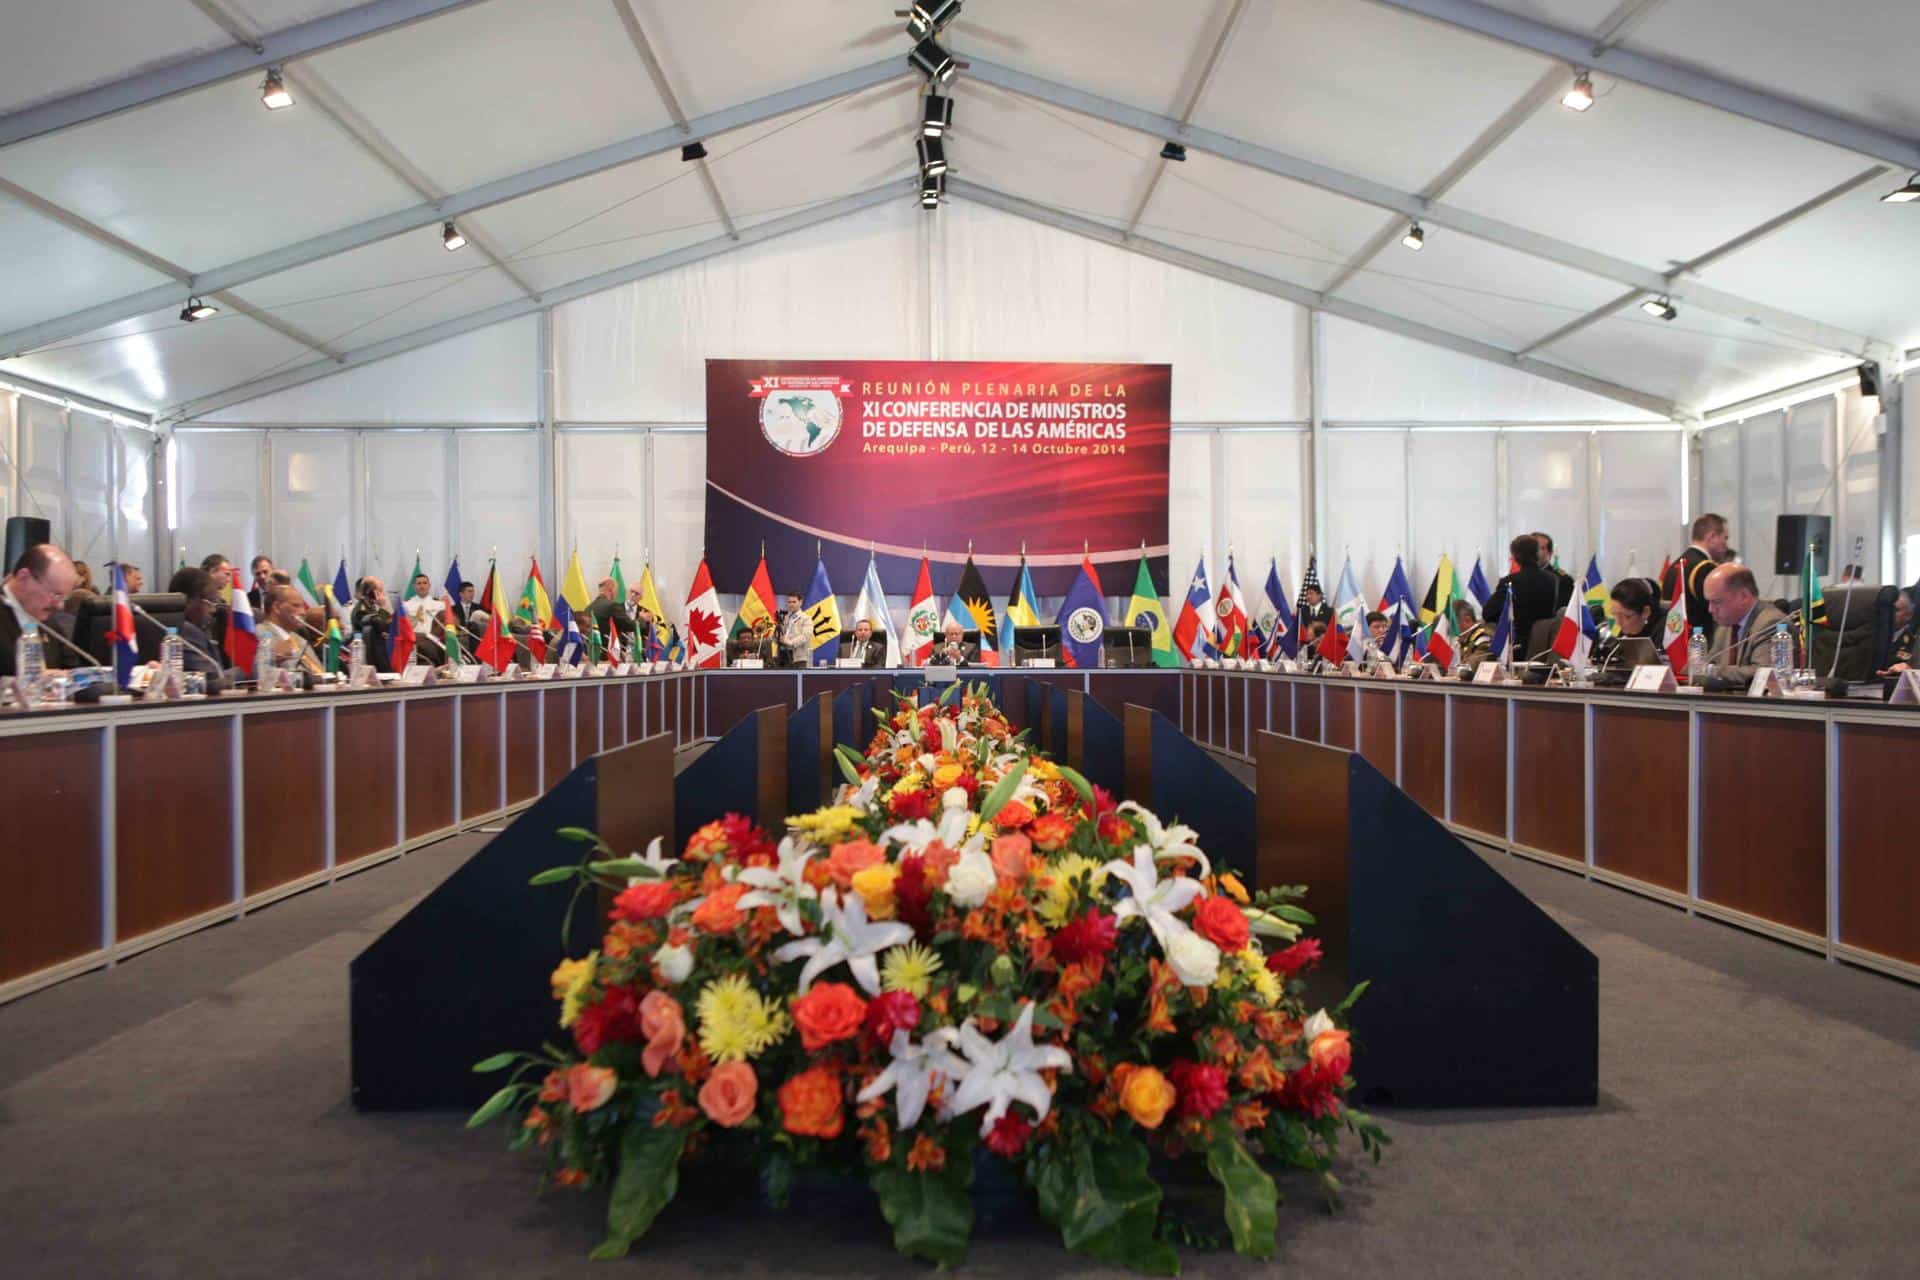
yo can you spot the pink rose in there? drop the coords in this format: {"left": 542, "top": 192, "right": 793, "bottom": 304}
{"left": 565, "top": 1063, "right": 618, "bottom": 1113}
{"left": 638, "top": 990, "right": 686, "bottom": 1078}
{"left": 990, "top": 833, "right": 1034, "bottom": 883}
{"left": 698, "top": 1061, "right": 758, "bottom": 1128}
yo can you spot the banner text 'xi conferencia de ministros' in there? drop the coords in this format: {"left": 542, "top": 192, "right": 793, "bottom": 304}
{"left": 703, "top": 359, "right": 1170, "bottom": 600}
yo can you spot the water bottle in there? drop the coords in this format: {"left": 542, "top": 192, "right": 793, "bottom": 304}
{"left": 255, "top": 635, "right": 276, "bottom": 692}
{"left": 15, "top": 622, "right": 45, "bottom": 704}
{"left": 348, "top": 633, "right": 367, "bottom": 683}
{"left": 160, "top": 627, "right": 184, "bottom": 697}
{"left": 1687, "top": 627, "right": 1708, "bottom": 684}
{"left": 1770, "top": 622, "right": 1793, "bottom": 693}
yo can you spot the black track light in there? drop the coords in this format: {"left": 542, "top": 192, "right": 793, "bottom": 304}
{"left": 1561, "top": 71, "right": 1595, "bottom": 112}
{"left": 260, "top": 66, "right": 293, "bottom": 110}
{"left": 919, "top": 171, "right": 945, "bottom": 210}
{"left": 917, "top": 135, "right": 948, "bottom": 177}
{"left": 921, "top": 92, "right": 954, "bottom": 138}
{"left": 1883, "top": 173, "right": 1920, "bottom": 203}
{"left": 1400, "top": 223, "right": 1425, "bottom": 251}
{"left": 180, "top": 297, "right": 217, "bottom": 322}
{"left": 1160, "top": 141, "right": 1187, "bottom": 162}
{"left": 904, "top": 0, "right": 961, "bottom": 40}
{"left": 1640, "top": 295, "right": 1678, "bottom": 321}
{"left": 909, "top": 37, "right": 956, "bottom": 83}
{"left": 441, "top": 221, "right": 466, "bottom": 252}
{"left": 681, "top": 141, "right": 708, "bottom": 162}
{"left": 1858, "top": 364, "right": 1882, "bottom": 398}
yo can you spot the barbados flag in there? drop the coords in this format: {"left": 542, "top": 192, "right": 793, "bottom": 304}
{"left": 804, "top": 556, "right": 843, "bottom": 665}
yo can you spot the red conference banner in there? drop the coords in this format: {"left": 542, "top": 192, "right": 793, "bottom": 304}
{"left": 704, "top": 359, "right": 1171, "bottom": 598}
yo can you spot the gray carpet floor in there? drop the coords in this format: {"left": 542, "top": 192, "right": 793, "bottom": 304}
{"left": 2, "top": 812, "right": 1917, "bottom": 1277}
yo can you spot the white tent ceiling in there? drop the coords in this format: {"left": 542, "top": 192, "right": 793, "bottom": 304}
{"left": 0, "top": 0, "right": 1914, "bottom": 425}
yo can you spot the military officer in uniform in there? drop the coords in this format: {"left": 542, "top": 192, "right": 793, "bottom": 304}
{"left": 1664, "top": 513, "right": 1729, "bottom": 641}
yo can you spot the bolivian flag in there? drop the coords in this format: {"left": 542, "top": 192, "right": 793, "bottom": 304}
{"left": 732, "top": 554, "right": 778, "bottom": 639}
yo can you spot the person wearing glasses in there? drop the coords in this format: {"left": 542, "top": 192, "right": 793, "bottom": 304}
{"left": 2, "top": 542, "right": 82, "bottom": 677}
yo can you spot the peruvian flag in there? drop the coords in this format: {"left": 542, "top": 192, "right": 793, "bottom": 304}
{"left": 1662, "top": 563, "right": 1689, "bottom": 671}
{"left": 106, "top": 562, "right": 139, "bottom": 689}
{"left": 223, "top": 566, "right": 258, "bottom": 672}
{"left": 684, "top": 558, "right": 726, "bottom": 669}
{"left": 905, "top": 556, "right": 939, "bottom": 666}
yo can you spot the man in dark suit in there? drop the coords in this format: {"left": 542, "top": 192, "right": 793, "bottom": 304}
{"left": 1664, "top": 513, "right": 1729, "bottom": 641}
{"left": 843, "top": 618, "right": 887, "bottom": 667}
{"left": 934, "top": 619, "right": 978, "bottom": 667}
{"left": 168, "top": 565, "right": 236, "bottom": 691}
{"left": 1877, "top": 586, "right": 1914, "bottom": 680}
{"left": 246, "top": 555, "right": 276, "bottom": 612}
{"left": 1703, "top": 563, "right": 1790, "bottom": 678}
{"left": 1484, "top": 535, "right": 1560, "bottom": 661}
{"left": 1, "top": 542, "right": 82, "bottom": 677}
{"left": 589, "top": 578, "right": 633, "bottom": 658}
{"left": 1297, "top": 584, "right": 1333, "bottom": 633}
{"left": 1532, "top": 532, "right": 1577, "bottom": 609}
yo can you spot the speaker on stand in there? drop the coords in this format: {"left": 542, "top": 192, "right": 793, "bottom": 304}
{"left": 3, "top": 515, "right": 51, "bottom": 572}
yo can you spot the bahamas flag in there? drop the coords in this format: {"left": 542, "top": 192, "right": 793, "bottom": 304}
{"left": 664, "top": 624, "right": 687, "bottom": 665}
{"left": 803, "top": 557, "right": 843, "bottom": 665}
{"left": 1126, "top": 552, "right": 1177, "bottom": 667}
{"left": 946, "top": 554, "right": 999, "bottom": 666}
{"left": 1055, "top": 555, "right": 1108, "bottom": 670}
{"left": 1005, "top": 552, "right": 1041, "bottom": 632}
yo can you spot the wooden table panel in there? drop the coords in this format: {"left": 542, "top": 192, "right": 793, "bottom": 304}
{"left": 1223, "top": 676, "right": 1245, "bottom": 754}
{"left": 574, "top": 685, "right": 600, "bottom": 763}
{"left": 625, "top": 683, "right": 647, "bottom": 742}
{"left": 1295, "top": 683, "right": 1321, "bottom": 742}
{"left": 242, "top": 708, "right": 326, "bottom": 894}
{"left": 1269, "top": 681, "right": 1293, "bottom": 738}
{"left": 1180, "top": 674, "right": 1195, "bottom": 736}
{"left": 1698, "top": 713, "right": 1824, "bottom": 935}
{"left": 461, "top": 692, "right": 503, "bottom": 820}
{"left": 332, "top": 704, "right": 398, "bottom": 868}
{"left": 505, "top": 691, "right": 541, "bottom": 804}
{"left": 404, "top": 698, "right": 454, "bottom": 838}
{"left": 708, "top": 671, "right": 797, "bottom": 740}
{"left": 1591, "top": 705, "right": 1689, "bottom": 892}
{"left": 1835, "top": 723, "right": 1920, "bottom": 964}
{"left": 1323, "top": 686, "right": 1355, "bottom": 750}
{"left": 0, "top": 731, "right": 102, "bottom": 982}
{"left": 1089, "top": 672, "right": 1178, "bottom": 727}
{"left": 1358, "top": 689, "right": 1397, "bottom": 783}
{"left": 1204, "top": 677, "right": 1223, "bottom": 747}
{"left": 1399, "top": 693, "right": 1446, "bottom": 815}
{"left": 116, "top": 718, "right": 232, "bottom": 940}
{"left": 543, "top": 688, "right": 572, "bottom": 788}
{"left": 1512, "top": 701, "right": 1585, "bottom": 862}
{"left": 690, "top": 675, "right": 705, "bottom": 741}
{"left": 1449, "top": 695, "right": 1507, "bottom": 839}
{"left": 646, "top": 681, "right": 666, "bottom": 745}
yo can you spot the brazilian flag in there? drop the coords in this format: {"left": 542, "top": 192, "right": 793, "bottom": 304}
{"left": 1126, "top": 553, "right": 1177, "bottom": 667}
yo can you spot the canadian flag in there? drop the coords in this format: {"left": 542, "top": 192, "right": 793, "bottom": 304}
{"left": 904, "top": 556, "right": 939, "bottom": 666}
{"left": 684, "top": 558, "right": 726, "bottom": 669}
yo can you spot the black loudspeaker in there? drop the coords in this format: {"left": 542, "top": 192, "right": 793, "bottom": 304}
{"left": 1775, "top": 514, "right": 1831, "bottom": 577}
{"left": 4, "top": 516, "right": 51, "bottom": 572}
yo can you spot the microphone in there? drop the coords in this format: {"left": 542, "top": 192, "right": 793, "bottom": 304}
{"left": 1824, "top": 537, "right": 1864, "bottom": 682}
{"left": 128, "top": 602, "right": 230, "bottom": 677}
{"left": 33, "top": 616, "right": 102, "bottom": 667}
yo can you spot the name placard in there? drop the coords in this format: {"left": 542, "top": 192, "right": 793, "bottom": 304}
{"left": 590, "top": 663, "right": 613, "bottom": 678}
{"left": 733, "top": 658, "right": 764, "bottom": 669}
{"left": 1022, "top": 658, "right": 1056, "bottom": 669}
{"left": 1747, "top": 669, "right": 1777, "bottom": 698}
{"left": 835, "top": 658, "right": 864, "bottom": 669}
{"left": 536, "top": 664, "right": 557, "bottom": 679}
{"left": 1472, "top": 661, "right": 1503, "bottom": 685}
{"left": 1626, "top": 664, "right": 1677, "bottom": 693}
{"left": 1891, "top": 670, "right": 1920, "bottom": 705}
{"left": 454, "top": 664, "right": 485, "bottom": 683}
{"left": 398, "top": 665, "right": 433, "bottom": 686}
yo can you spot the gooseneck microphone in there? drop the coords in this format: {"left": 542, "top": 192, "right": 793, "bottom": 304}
{"left": 127, "top": 602, "right": 229, "bottom": 675}
{"left": 32, "top": 617, "right": 101, "bottom": 667}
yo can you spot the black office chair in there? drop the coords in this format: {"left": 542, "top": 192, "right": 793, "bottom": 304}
{"left": 1104, "top": 625, "right": 1155, "bottom": 667}
{"left": 1011, "top": 625, "right": 1062, "bottom": 663}
{"left": 1525, "top": 618, "right": 1562, "bottom": 665}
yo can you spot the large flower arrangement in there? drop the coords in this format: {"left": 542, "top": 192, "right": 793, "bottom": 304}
{"left": 472, "top": 686, "right": 1385, "bottom": 1268}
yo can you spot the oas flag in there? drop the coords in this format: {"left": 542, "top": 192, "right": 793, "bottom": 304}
{"left": 1055, "top": 556, "right": 1108, "bottom": 670}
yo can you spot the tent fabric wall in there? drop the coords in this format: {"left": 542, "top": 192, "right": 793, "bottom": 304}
{"left": 0, "top": 391, "right": 158, "bottom": 578}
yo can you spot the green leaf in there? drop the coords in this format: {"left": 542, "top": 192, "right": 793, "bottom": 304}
{"left": 589, "top": 1122, "right": 688, "bottom": 1260}
{"left": 869, "top": 1158, "right": 974, "bottom": 1269}
{"left": 1333, "top": 978, "right": 1371, "bottom": 1016}
{"left": 835, "top": 743, "right": 865, "bottom": 786}
{"left": 556, "top": 827, "right": 605, "bottom": 845}
{"left": 1030, "top": 1133, "right": 1179, "bottom": 1274}
{"left": 471, "top": 1052, "right": 518, "bottom": 1074}
{"left": 587, "top": 857, "right": 657, "bottom": 879}
{"left": 977, "top": 760, "right": 1028, "bottom": 822}
{"left": 465, "top": 1085, "right": 521, "bottom": 1129}
{"left": 1056, "top": 763, "right": 1096, "bottom": 811}
{"left": 1269, "top": 903, "right": 1317, "bottom": 925}
{"left": 1204, "top": 1130, "right": 1278, "bottom": 1260}
{"left": 762, "top": 1147, "right": 796, "bottom": 1211}
{"left": 938, "top": 681, "right": 961, "bottom": 706}
{"left": 528, "top": 865, "right": 578, "bottom": 886}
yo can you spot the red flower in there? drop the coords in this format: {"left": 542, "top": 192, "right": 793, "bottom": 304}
{"left": 1090, "top": 784, "right": 1119, "bottom": 816}
{"left": 1027, "top": 811, "right": 1076, "bottom": 852}
{"left": 1096, "top": 811, "right": 1134, "bottom": 845}
{"left": 1169, "top": 1059, "right": 1230, "bottom": 1119}
{"left": 864, "top": 991, "right": 922, "bottom": 1046}
{"left": 572, "top": 985, "right": 642, "bottom": 1056}
{"left": 791, "top": 982, "right": 868, "bottom": 1052}
{"left": 984, "top": 1111, "right": 1033, "bottom": 1158}
{"left": 611, "top": 880, "right": 678, "bottom": 922}
{"left": 1193, "top": 896, "right": 1250, "bottom": 952}
{"left": 1051, "top": 908, "right": 1118, "bottom": 965}
{"left": 1266, "top": 937, "right": 1323, "bottom": 978}
{"left": 888, "top": 788, "right": 935, "bottom": 822}
{"left": 994, "top": 799, "right": 1035, "bottom": 830}
{"left": 1276, "top": 1059, "right": 1343, "bottom": 1119}
{"left": 894, "top": 855, "right": 934, "bottom": 936}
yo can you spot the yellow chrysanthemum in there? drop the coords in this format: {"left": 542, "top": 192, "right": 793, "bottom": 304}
{"left": 1036, "top": 854, "right": 1106, "bottom": 927}
{"left": 1238, "top": 947, "right": 1282, "bottom": 1006}
{"left": 696, "top": 974, "right": 791, "bottom": 1063}
{"left": 789, "top": 805, "right": 861, "bottom": 842}
{"left": 881, "top": 943, "right": 944, "bottom": 998}
{"left": 550, "top": 953, "right": 597, "bottom": 1028}
{"left": 893, "top": 772, "right": 925, "bottom": 795}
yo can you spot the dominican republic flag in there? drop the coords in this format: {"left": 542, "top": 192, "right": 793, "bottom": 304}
{"left": 1171, "top": 555, "right": 1218, "bottom": 662}
{"left": 854, "top": 553, "right": 901, "bottom": 667}
{"left": 1662, "top": 563, "right": 1689, "bottom": 671}
{"left": 683, "top": 558, "right": 725, "bottom": 669}
{"left": 1467, "top": 555, "right": 1492, "bottom": 609}
{"left": 553, "top": 594, "right": 586, "bottom": 666}
{"left": 223, "top": 565, "right": 258, "bottom": 672}
{"left": 106, "top": 562, "right": 139, "bottom": 689}
{"left": 1260, "top": 559, "right": 1295, "bottom": 659}
{"left": 329, "top": 558, "right": 352, "bottom": 626}
{"left": 1378, "top": 557, "right": 1419, "bottom": 663}
{"left": 905, "top": 556, "right": 940, "bottom": 666}
{"left": 1055, "top": 555, "right": 1108, "bottom": 670}
{"left": 388, "top": 589, "right": 417, "bottom": 670}
{"left": 1551, "top": 593, "right": 1599, "bottom": 668}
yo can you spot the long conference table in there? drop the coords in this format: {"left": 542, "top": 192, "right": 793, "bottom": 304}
{"left": 0, "top": 666, "right": 1911, "bottom": 1004}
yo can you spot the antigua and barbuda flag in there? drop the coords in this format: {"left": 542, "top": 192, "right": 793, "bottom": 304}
{"left": 944, "top": 553, "right": 999, "bottom": 667}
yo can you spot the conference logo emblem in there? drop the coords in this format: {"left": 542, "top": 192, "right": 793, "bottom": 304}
{"left": 749, "top": 374, "right": 848, "bottom": 457}
{"left": 1066, "top": 608, "right": 1105, "bottom": 645}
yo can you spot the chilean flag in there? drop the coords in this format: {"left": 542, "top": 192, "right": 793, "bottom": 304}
{"left": 1171, "top": 556, "right": 1218, "bottom": 662}
{"left": 106, "top": 563, "right": 139, "bottom": 689}
{"left": 224, "top": 566, "right": 258, "bottom": 672}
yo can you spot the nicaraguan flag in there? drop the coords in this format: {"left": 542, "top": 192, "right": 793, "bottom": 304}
{"left": 1262, "top": 559, "right": 1295, "bottom": 659}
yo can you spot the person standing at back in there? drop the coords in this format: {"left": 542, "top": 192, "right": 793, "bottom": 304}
{"left": 1531, "top": 531, "right": 1577, "bottom": 609}
{"left": 1484, "top": 535, "right": 1559, "bottom": 661}
{"left": 1665, "top": 513, "right": 1729, "bottom": 642}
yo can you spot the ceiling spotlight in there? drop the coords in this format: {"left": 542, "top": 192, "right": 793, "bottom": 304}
{"left": 921, "top": 92, "right": 954, "bottom": 138}
{"left": 260, "top": 66, "right": 294, "bottom": 110}
{"left": 441, "top": 221, "right": 466, "bottom": 252}
{"left": 909, "top": 37, "right": 956, "bottom": 84}
{"left": 1400, "top": 223, "right": 1425, "bottom": 251}
{"left": 919, "top": 171, "right": 946, "bottom": 210}
{"left": 916, "top": 135, "right": 948, "bottom": 177}
{"left": 1641, "top": 295, "right": 1678, "bottom": 321}
{"left": 904, "top": 1, "right": 962, "bottom": 40}
{"left": 1159, "top": 141, "right": 1187, "bottom": 162}
{"left": 179, "top": 297, "right": 217, "bottom": 322}
{"left": 1858, "top": 364, "right": 1882, "bottom": 398}
{"left": 1882, "top": 173, "right": 1920, "bottom": 203}
{"left": 680, "top": 140, "right": 708, "bottom": 162}
{"left": 1561, "top": 71, "right": 1595, "bottom": 112}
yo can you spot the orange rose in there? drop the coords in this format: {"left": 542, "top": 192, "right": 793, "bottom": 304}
{"left": 691, "top": 882, "right": 750, "bottom": 933}
{"left": 920, "top": 840, "right": 960, "bottom": 886}
{"left": 779, "top": 1066, "right": 845, "bottom": 1138}
{"left": 931, "top": 762, "right": 965, "bottom": 791}
{"left": 994, "top": 799, "right": 1035, "bottom": 830}
{"left": 1308, "top": 1028, "right": 1352, "bottom": 1079}
{"left": 1027, "top": 811, "right": 1076, "bottom": 852}
{"left": 564, "top": 1063, "right": 618, "bottom": 1113}
{"left": 638, "top": 990, "right": 685, "bottom": 1078}
{"left": 791, "top": 981, "right": 868, "bottom": 1052}
{"left": 990, "top": 833, "right": 1035, "bottom": 883}
{"left": 698, "top": 1061, "right": 758, "bottom": 1128}
{"left": 850, "top": 862, "right": 900, "bottom": 919}
{"left": 1115, "top": 1063, "right": 1177, "bottom": 1130}
{"left": 828, "top": 837, "right": 885, "bottom": 890}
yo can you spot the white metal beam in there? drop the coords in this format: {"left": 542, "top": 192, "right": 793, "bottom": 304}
{"left": 1123, "top": 0, "right": 1249, "bottom": 240}
{"left": 609, "top": 0, "right": 739, "bottom": 240}
{"left": 0, "top": 58, "right": 906, "bottom": 360}
{"left": 948, "top": 178, "right": 1692, "bottom": 422}
{"left": 965, "top": 58, "right": 1901, "bottom": 365}
{"left": 0, "top": 0, "right": 486, "bottom": 149}
{"left": 1363, "top": 0, "right": 1920, "bottom": 171}
{"left": 158, "top": 181, "right": 910, "bottom": 424}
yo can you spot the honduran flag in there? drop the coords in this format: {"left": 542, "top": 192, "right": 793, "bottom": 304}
{"left": 223, "top": 565, "right": 258, "bottom": 673}
{"left": 106, "top": 562, "right": 139, "bottom": 689}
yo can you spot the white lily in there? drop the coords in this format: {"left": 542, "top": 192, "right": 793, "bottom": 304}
{"left": 624, "top": 835, "right": 680, "bottom": 886}
{"left": 855, "top": 1029, "right": 956, "bottom": 1130}
{"left": 1118, "top": 801, "right": 1210, "bottom": 877}
{"left": 934, "top": 1003, "right": 1074, "bottom": 1136}
{"left": 1102, "top": 844, "right": 1208, "bottom": 948}
{"left": 772, "top": 889, "right": 914, "bottom": 994}
{"left": 735, "top": 835, "right": 820, "bottom": 937}
{"left": 836, "top": 774, "right": 881, "bottom": 813}
{"left": 1303, "top": 1008, "right": 1335, "bottom": 1042}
